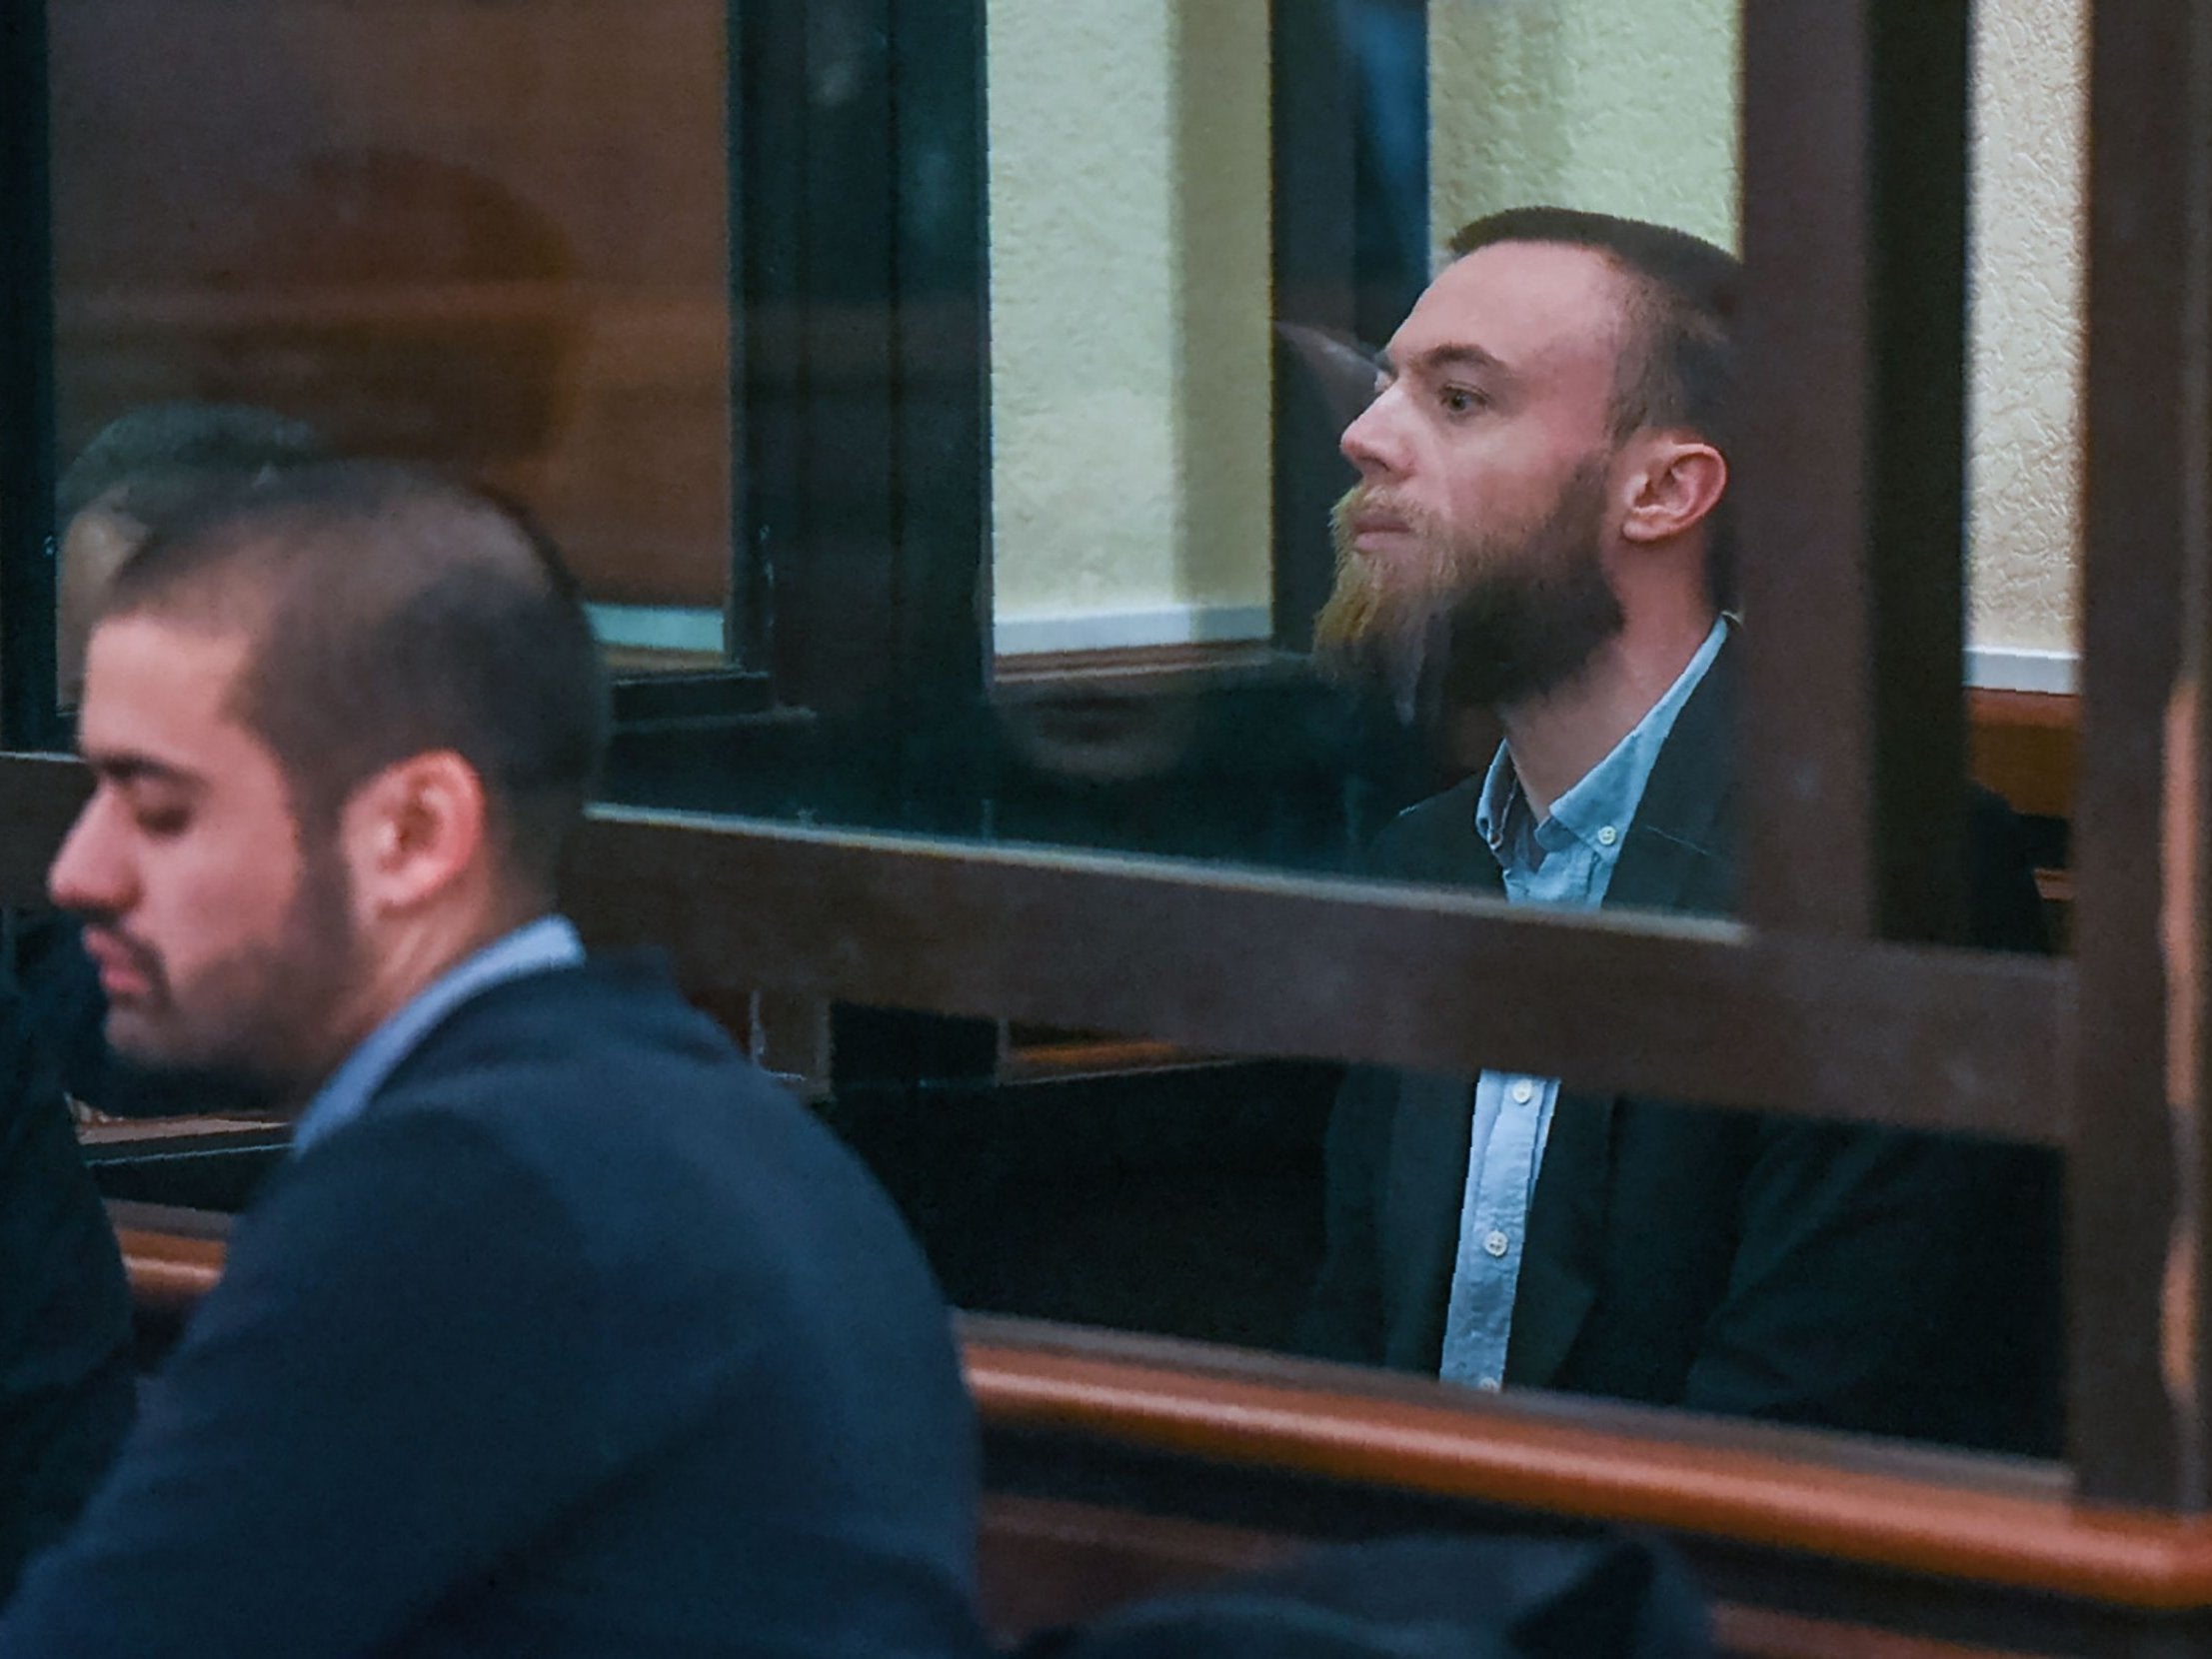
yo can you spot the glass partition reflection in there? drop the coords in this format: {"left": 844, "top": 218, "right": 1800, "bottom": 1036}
{"left": 38, "top": 0, "right": 2079, "bottom": 1461}
{"left": 47, "top": 0, "right": 735, "bottom": 679}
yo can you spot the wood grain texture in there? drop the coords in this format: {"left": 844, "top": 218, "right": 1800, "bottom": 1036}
{"left": 103, "top": 1218, "right": 2212, "bottom": 1617}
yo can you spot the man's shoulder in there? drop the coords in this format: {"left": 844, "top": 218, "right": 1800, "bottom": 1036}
{"left": 354, "top": 955, "right": 880, "bottom": 1246}
{"left": 396, "top": 953, "right": 754, "bottom": 1102}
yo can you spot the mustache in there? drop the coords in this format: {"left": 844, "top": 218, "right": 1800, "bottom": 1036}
{"left": 1332, "top": 483, "right": 1427, "bottom": 543}
{"left": 77, "top": 919, "right": 165, "bottom": 980}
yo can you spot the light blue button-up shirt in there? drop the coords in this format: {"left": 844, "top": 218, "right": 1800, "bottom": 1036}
{"left": 291, "top": 914, "right": 586, "bottom": 1156}
{"left": 1437, "top": 619, "right": 1727, "bottom": 1391}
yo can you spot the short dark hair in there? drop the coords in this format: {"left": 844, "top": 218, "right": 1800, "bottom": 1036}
{"left": 57, "top": 404, "right": 329, "bottom": 528}
{"left": 101, "top": 461, "right": 608, "bottom": 892}
{"left": 1447, "top": 207, "right": 1741, "bottom": 611}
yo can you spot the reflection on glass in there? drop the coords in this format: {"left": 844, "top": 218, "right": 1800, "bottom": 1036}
{"left": 48, "top": 0, "right": 733, "bottom": 673}
{"left": 40, "top": 0, "right": 2072, "bottom": 1461}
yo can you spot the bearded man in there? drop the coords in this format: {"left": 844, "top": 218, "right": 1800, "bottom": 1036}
{"left": 1, "top": 463, "right": 984, "bottom": 1657}
{"left": 1298, "top": 207, "right": 2059, "bottom": 1454}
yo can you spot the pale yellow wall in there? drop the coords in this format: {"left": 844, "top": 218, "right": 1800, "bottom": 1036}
{"left": 1426, "top": 0, "right": 2086, "bottom": 669}
{"left": 986, "top": 2, "right": 2084, "bottom": 664}
{"left": 1966, "top": 0, "right": 2087, "bottom": 659}
{"left": 1427, "top": 2, "right": 1739, "bottom": 254}
{"left": 985, "top": 0, "right": 1272, "bottom": 638}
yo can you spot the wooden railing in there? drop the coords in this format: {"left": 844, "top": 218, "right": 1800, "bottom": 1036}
{"left": 112, "top": 1208, "right": 2212, "bottom": 1654}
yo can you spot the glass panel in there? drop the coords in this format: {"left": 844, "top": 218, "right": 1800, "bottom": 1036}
{"left": 31, "top": 0, "right": 2076, "bottom": 1467}
{"left": 47, "top": 0, "right": 734, "bottom": 696}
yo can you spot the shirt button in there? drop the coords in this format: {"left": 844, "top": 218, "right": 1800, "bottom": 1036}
{"left": 1483, "top": 1229, "right": 1509, "bottom": 1257}
{"left": 1597, "top": 825, "right": 1619, "bottom": 846}
{"left": 1509, "top": 1079, "right": 1534, "bottom": 1104}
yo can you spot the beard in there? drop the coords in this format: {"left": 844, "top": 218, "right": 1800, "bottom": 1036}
{"left": 94, "top": 841, "right": 367, "bottom": 1115}
{"left": 1312, "top": 456, "right": 1626, "bottom": 722}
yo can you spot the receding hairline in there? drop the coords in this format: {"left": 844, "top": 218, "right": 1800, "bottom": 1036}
{"left": 1446, "top": 212, "right": 1736, "bottom": 397}
{"left": 1411, "top": 237, "right": 1651, "bottom": 405}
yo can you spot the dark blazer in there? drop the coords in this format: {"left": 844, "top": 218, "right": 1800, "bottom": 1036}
{"left": 1, "top": 955, "right": 988, "bottom": 1657}
{"left": 0, "top": 990, "right": 133, "bottom": 1598}
{"left": 1301, "top": 640, "right": 2061, "bottom": 1454}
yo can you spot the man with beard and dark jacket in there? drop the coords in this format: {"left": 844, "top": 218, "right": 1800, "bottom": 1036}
{"left": 3, "top": 463, "right": 985, "bottom": 1657}
{"left": 1298, "top": 207, "right": 2059, "bottom": 1455}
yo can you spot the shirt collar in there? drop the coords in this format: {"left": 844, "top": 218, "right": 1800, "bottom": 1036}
{"left": 291, "top": 914, "right": 585, "bottom": 1155}
{"left": 1476, "top": 617, "right": 1729, "bottom": 870}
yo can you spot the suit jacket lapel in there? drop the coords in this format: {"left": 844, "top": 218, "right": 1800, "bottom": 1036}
{"left": 1507, "top": 634, "right": 1739, "bottom": 1388}
{"left": 1382, "top": 1071, "right": 1480, "bottom": 1369}
{"left": 1369, "top": 779, "right": 1497, "bottom": 1370}
{"left": 1600, "top": 633, "right": 1738, "bottom": 919}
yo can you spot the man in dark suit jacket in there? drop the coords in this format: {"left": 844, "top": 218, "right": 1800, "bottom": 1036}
{"left": 1299, "top": 208, "right": 2059, "bottom": 1454}
{"left": 3, "top": 463, "right": 986, "bottom": 1656}
{"left": 0, "top": 999, "right": 133, "bottom": 1597}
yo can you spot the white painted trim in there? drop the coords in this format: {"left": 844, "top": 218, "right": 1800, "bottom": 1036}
{"left": 994, "top": 603, "right": 1273, "bottom": 656}
{"left": 1965, "top": 646, "right": 2076, "bottom": 695}
{"left": 587, "top": 604, "right": 724, "bottom": 655}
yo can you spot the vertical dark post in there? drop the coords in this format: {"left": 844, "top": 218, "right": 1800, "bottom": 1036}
{"left": 735, "top": 0, "right": 902, "bottom": 731}
{"left": 888, "top": 0, "right": 990, "bottom": 828}
{"left": 1737, "top": 0, "right": 1970, "bottom": 943}
{"left": 723, "top": 1, "right": 759, "bottom": 673}
{"left": 792, "top": 0, "right": 900, "bottom": 727}
{"left": 734, "top": 0, "right": 810, "bottom": 703}
{"left": 2071, "top": 0, "right": 2212, "bottom": 1511}
{"left": 1865, "top": 0, "right": 1970, "bottom": 945}
{"left": 2186, "top": 0, "right": 2212, "bottom": 1526}
{"left": 734, "top": 0, "right": 989, "bottom": 828}
{"left": 1736, "top": 1, "right": 1876, "bottom": 938}
{"left": 1268, "top": 0, "right": 1362, "bottom": 655}
{"left": 0, "top": 0, "right": 59, "bottom": 750}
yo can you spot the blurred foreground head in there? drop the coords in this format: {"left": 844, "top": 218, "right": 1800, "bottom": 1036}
{"left": 55, "top": 403, "right": 329, "bottom": 704}
{"left": 49, "top": 461, "right": 608, "bottom": 1107}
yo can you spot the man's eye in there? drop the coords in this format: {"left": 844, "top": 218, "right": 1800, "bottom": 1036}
{"left": 131, "top": 802, "right": 190, "bottom": 837}
{"left": 1440, "top": 386, "right": 1490, "bottom": 415}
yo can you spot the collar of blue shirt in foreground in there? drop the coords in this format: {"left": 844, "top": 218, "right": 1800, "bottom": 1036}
{"left": 290, "top": 913, "right": 585, "bottom": 1155}
{"left": 1475, "top": 616, "right": 1729, "bottom": 869}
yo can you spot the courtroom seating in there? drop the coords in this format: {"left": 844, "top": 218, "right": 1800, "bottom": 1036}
{"left": 107, "top": 1224, "right": 2207, "bottom": 1659}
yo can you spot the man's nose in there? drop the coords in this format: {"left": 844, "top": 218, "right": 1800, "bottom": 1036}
{"left": 1339, "top": 391, "right": 1407, "bottom": 480}
{"left": 49, "top": 795, "right": 127, "bottom": 917}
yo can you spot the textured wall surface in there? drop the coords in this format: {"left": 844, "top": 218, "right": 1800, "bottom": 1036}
{"left": 985, "top": 0, "right": 1271, "bottom": 624}
{"left": 1966, "top": 0, "right": 2086, "bottom": 656}
{"left": 1428, "top": 1, "right": 1739, "bottom": 254}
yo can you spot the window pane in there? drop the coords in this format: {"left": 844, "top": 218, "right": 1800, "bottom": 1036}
{"left": 36, "top": 0, "right": 2078, "bottom": 1469}
{"left": 48, "top": 0, "right": 733, "bottom": 680}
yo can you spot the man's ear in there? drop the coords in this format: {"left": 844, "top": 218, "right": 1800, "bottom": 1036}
{"left": 1619, "top": 436, "right": 1727, "bottom": 547}
{"left": 340, "top": 752, "right": 489, "bottom": 916}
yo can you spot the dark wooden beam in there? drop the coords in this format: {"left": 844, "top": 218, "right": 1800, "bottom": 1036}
{"left": 0, "top": 753, "right": 2070, "bottom": 1142}
{"left": 1737, "top": 0, "right": 1973, "bottom": 944}
{"left": 2069, "top": 0, "right": 2212, "bottom": 1511}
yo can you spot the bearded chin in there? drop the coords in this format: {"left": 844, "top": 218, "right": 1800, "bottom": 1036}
{"left": 1313, "top": 467, "right": 1625, "bottom": 722}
